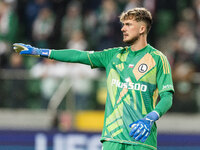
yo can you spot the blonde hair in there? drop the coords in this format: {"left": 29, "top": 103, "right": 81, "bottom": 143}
{"left": 120, "top": 8, "right": 152, "bottom": 33}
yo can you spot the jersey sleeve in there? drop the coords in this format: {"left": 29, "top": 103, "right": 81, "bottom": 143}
{"left": 88, "top": 48, "right": 119, "bottom": 68}
{"left": 50, "top": 49, "right": 91, "bottom": 65}
{"left": 156, "top": 53, "right": 174, "bottom": 94}
{"left": 154, "top": 91, "right": 173, "bottom": 117}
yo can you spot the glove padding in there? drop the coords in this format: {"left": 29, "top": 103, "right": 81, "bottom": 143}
{"left": 129, "top": 111, "right": 159, "bottom": 143}
{"left": 13, "top": 43, "right": 50, "bottom": 57}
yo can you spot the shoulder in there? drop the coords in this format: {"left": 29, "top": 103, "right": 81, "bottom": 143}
{"left": 148, "top": 46, "right": 171, "bottom": 74}
{"left": 148, "top": 46, "right": 168, "bottom": 61}
{"left": 103, "top": 46, "right": 127, "bottom": 52}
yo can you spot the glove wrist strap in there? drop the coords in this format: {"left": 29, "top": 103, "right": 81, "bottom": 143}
{"left": 145, "top": 111, "right": 159, "bottom": 122}
{"left": 40, "top": 49, "right": 51, "bottom": 58}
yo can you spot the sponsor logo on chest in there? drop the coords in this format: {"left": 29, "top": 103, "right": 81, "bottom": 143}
{"left": 111, "top": 79, "right": 147, "bottom": 92}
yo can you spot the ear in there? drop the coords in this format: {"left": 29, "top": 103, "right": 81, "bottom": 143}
{"left": 139, "top": 25, "right": 146, "bottom": 34}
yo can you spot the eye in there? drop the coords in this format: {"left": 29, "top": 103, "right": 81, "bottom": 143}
{"left": 127, "top": 23, "right": 133, "bottom": 26}
{"left": 121, "top": 22, "right": 132, "bottom": 28}
{"left": 126, "top": 23, "right": 130, "bottom": 26}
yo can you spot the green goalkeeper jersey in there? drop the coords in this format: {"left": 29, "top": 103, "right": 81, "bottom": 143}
{"left": 87, "top": 44, "right": 174, "bottom": 150}
{"left": 50, "top": 44, "right": 174, "bottom": 150}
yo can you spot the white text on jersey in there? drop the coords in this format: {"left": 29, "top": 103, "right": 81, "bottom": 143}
{"left": 111, "top": 79, "right": 147, "bottom": 92}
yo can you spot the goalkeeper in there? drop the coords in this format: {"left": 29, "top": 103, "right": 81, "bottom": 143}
{"left": 14, "top": 7, "right": 174, "bottom": 150}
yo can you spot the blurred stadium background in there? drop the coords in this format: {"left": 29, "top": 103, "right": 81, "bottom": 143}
{"left": 0, "top": 0, "right": 200, "bottom": 149}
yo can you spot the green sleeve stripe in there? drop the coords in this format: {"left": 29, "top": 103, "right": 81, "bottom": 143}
{"left": 160, "top": 54, "right": 166, "bottom": 74}
{"left": 165, "top": 56, "right": 170, "bottom": 74}
{"left": 153, "top": 88, "right": 159, "bottom": 109}
{"left": 87, "top": 53, "right": 94, "bottom": 68}
{"left": 162, "top": 55, "right": 170, "bottom": 74}
{"left": 153, "top": 51, "right": 170, "bottom": 74}
{"left": 152, "top": 52, "right": 165, "bottom": 73}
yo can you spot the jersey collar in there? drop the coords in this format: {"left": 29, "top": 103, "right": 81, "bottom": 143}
{"left": 127, "top": 44, "right": 150, "bottom": 55}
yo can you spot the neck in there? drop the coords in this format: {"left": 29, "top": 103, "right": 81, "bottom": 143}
{"left": 130, "top": 34, "right": 148, "bottom": 51}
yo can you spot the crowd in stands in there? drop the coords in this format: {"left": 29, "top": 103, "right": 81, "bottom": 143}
{"left": 0, "top": 0, "right": 199, "bottom": 112}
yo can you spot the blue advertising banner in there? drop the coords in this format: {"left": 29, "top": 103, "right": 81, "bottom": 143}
{"left": 0, "top": 130, "right": 102, "bottom": 150}
{"left": 0, "top": 130, "right": 199, "bottom": 150}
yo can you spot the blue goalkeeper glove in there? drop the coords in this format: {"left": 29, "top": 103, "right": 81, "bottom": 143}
{"left": 13, "top": 43, "right": 50, "bottom": 58}
{"left": 129, "top": 111, "right": 159, "bottom": 143}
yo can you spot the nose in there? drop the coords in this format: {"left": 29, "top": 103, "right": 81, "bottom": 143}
{"left": 121, "top": 25, "right": 125, "bottom": 32}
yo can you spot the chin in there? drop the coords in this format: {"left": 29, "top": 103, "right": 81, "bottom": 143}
{"left": 123, "top": 39, "right": 133, "bottom": 45}
{"left": 123, "top": 39, "right": 130, "bottom": 43}
{"left": 124, "top": 35, "right": 140, "bottom": 45}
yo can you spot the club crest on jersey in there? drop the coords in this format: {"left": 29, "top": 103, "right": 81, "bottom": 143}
{"left": 138, "top": 64, "right": 148, "bottom": 73}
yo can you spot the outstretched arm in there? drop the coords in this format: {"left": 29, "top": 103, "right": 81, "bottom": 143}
{"left": 13, "top": 43, "right": 91, "bottom": 65}
{"left": 50, "top": 49, "right": 91, "bottom": 65}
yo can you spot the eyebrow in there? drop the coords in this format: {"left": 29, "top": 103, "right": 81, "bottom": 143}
{"left": 123, "top": 22, "right": 131, "bottom": 25}
{"left": 122, "top": 21, "right": 134, "bottom": 26}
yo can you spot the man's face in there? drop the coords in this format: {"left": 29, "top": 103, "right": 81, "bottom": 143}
{"left": 121, "top": 19, "right": 144, "bottom": 45}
